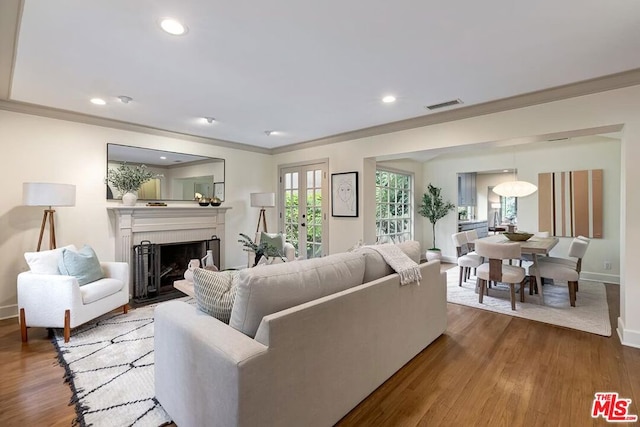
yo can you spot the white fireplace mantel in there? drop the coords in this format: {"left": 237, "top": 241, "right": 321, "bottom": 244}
{"left": 108, "top": 206, "right": 231, "bottom": 284}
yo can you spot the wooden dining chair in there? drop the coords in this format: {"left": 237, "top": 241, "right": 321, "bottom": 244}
{"left": 475, "top": 240, "right": 526, "bottom": 310}
{"left": 451, "top": 232, "right": 483, "bottom": 287}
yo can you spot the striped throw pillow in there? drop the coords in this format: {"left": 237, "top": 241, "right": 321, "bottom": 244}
{"left": 193, "top": 268, "right": 239, "bottom": 323}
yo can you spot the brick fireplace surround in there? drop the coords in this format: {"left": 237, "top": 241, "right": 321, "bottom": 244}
{"left": 107, "top": 206, "right": 231, "bottom": 297}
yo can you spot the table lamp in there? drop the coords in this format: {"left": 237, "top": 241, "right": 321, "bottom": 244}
{"left": 250, "top": 192, "right": 275, "bottom": 233}
{"left": 23, "top": 182, "right": 76, "bottom": 251}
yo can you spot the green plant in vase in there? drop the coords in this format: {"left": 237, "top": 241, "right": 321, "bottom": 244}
{"left": 238, "top": 233, "right": 285, "bottom": 267}
{"left": 418, "top": 183, "right": 455, "bottom": 260}
{"left": 106, "top": 163, "right": 160, "bottom": 206}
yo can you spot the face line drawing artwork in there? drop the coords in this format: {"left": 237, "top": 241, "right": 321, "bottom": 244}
{"left": 337, "top": 177, "right": 355, "bottom": 213}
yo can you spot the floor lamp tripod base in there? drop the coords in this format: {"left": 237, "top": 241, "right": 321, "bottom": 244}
{"left": 37, "top": 208, "right": 57, "bottom": 251}
{"left": 255, "top": 208, "right": 268, "bottom": 234}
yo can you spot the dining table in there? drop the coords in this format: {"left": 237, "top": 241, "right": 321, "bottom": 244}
{"left": 475, "top": 234, "right": 559, "bottom": 305}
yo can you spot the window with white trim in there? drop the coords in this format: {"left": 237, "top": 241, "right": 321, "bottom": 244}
{"left": 375, "top": 169, "right": 413, "bottom": 243}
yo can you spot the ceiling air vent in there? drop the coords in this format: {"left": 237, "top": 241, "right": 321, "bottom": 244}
{"left": 425, "top": 99, "right": 463, "bottom": 111}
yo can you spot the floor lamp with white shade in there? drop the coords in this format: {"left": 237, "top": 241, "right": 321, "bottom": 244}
{"left": 250, "top": 192, "right": 275, "bottom": 233}
{"left": 23, "top": 182, "right": 76, "bottom": 251}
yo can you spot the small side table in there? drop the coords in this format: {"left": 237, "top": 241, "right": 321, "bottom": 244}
{"left": 173, "top": 279, "right": 195, "bottom": 297}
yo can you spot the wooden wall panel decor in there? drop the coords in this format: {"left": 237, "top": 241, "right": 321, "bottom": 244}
{"left": 538, "top": 172, "right": 553, "bottom": 235}
{"left": 538, "top": 169, "right": 603, "bottom": 238}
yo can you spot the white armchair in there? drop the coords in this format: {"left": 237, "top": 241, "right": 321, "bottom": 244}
{"left": 18, "top": 261, "right": 130, "bottom": 342}
{"left": 247, "top": 233, "right": 296, "bottom": 267}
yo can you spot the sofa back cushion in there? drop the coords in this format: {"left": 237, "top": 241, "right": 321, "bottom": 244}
{"left": 230, "top": 252, "right": 366, "bottom": 338}
{"left": 355, "top": 240, "right": 421, "bottom": 283}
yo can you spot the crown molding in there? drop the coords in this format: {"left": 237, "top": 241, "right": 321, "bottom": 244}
{"left": 0, "top": 0, "right": 22, "bottom": 99}
{"left": 272, "top": 68, "right": 640, "bottom": 155}
{"left": 0, "top": 99, "right": 271, "bottom": 154}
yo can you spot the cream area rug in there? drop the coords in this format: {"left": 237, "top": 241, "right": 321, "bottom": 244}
{"left": 51, "top": 298, "right": 195, "bottom": 426}
{"left": 446, "top": 268, "right": 612, "bottom": 336}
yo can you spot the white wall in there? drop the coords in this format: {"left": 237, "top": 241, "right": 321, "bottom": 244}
{"left": 271, "top": 84, "right": 640, "bottom": 348}
{"left": 422, "top": 136, "right": 621, "bottom": 284}
{"left": 0, "top": 110, "right": 274, "bottom": 318}
{"left": 4, "top": 84, "right": 640, "bottom": 347}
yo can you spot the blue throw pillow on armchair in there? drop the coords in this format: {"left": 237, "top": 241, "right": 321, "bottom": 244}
{"left": 58, "top": 245, "right": 104, "bottom": 286}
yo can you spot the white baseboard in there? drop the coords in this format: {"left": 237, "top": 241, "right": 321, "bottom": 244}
{"left": 0, "top": 304, "right": 18, "bottom": 320}
{"left": 581, "top": 271, "right": 620, "bottom": 284}
{"left": 618, "top": 317, "right": 640, "bottom": 349}
{"left": 441, "top": 256, "right": 458, "bottom": 264}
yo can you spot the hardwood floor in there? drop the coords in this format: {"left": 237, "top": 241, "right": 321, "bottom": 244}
{"left": 1, "top": 279, "right": 638, "bottom": 426}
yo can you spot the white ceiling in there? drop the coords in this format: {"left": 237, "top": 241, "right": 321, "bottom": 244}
{"left": 8, "top": 0, "right": 640, "bottom": 149}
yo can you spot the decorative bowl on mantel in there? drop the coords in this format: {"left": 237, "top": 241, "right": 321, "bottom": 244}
{"left": 504, "top": 232, "right": 534, "bottom": 242}
{"left": 210, "top": 197, "right": 222, "bottom": 207}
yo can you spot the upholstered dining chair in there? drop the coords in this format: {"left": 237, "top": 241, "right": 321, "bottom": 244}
{"left": 451, "top": 232, "right": 483, "bottom": 287}
{"left": 475, "top": 240, "right": 526, "bottom": 310}
{"left": 528, "top": 237, "right": 590, "bottom": 306}
{"left": 464, "top": 229, "right": 479, "bottom": 252}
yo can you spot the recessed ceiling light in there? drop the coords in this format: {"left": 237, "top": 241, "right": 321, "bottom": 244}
{"left": 160, "top": 156, "right": 167, "bottom": 160}
{"left": 265, "top": 130, "right": 279, "bottom": 136}
{"left": 90, "top": 98, "right": 106, "bottom": 105}
{"left": 204, "top": 117, "right": 216, "bottom": 124}
{"left": 382, "top": 95, "right": 396, "bottom": 103}
{"left": 503, "top": 169, "right": 510, "bottom": 173}
{"left": 160, "top": 18, "right": 187, "bottom": 35}
{"left": 118, "top": 95, "right": 133, "bottom": 104}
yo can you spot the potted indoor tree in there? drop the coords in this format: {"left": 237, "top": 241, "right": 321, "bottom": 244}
{"left": 106, "top": 163, "right": 159, "bottom": 206}
{"left": 418, "top": 183, "right": 455, "bottom": 261}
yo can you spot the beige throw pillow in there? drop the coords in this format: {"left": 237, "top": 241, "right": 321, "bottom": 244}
{"left": 193, "top": 268, "right": 239, "bottom": 323}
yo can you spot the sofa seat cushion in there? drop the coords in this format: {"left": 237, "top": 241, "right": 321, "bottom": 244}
{"left": 80, "top": 278, "right": 124, "bottom": 304}
{"left": 355, "top": 240, "right": 421, "bottom": 283}
{"left": 230, "top": 252, "right": 366, "bottom": 337}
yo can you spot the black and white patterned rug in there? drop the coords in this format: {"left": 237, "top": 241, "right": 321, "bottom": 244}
{"left": 52, "top": 297, "right": 194, "bottom": 426}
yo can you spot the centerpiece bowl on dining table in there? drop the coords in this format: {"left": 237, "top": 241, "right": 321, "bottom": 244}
{"left": 503, "top": 232, "right": 534, "bottom": 241}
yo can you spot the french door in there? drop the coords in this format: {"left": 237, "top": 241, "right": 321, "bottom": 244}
{"left": 279, "top": 162, "right": 328, "bottom": 259}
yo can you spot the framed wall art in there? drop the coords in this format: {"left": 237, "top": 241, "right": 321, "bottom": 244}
{"left": 331, "top": 171, "right": 358, "bottom": 217}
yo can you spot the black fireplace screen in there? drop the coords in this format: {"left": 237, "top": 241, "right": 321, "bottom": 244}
{"left": 132, "top": 237, "right": 220, "bottom": 300}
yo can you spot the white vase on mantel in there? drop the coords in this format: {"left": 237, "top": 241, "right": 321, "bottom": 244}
{"left": 122, "top": 192, "right": 138, "bottom": 206}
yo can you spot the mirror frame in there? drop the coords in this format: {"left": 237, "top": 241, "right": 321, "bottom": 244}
{"left": 106, "top": 143, "right": 225, "bottom": 202}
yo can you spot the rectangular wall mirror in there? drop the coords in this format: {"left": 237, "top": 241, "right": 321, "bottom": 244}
{"left": 107, "top": 144, "right": 225, "bottom": 201}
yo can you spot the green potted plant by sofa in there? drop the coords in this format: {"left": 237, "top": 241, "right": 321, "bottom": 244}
{"left": 106, "top": 163, "right": 159, "bottom": 206}
{"left": 418, "top": 183, "right": 455, "bottom": 261}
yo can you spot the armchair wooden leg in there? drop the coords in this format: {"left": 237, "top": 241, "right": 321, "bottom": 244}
{"left": 20, "top": 308, "right": 28, "bottom": 342}
{"left": 568, "top": 281, "right": 577, "bottom": 307}
{"left": 458, "top": 266, "right": 464, "bottom": 287}
{"left": 64, "top": 309, "right": 71, "bottom": 343}
{"left": 123, "top": 304, "right": 128, "bottom": 314}
{"left": 509, "top": 284, "right": 516, "bottom": 310}
{"left": 479, "top": 279, "right": 486, "bottom": 303}
{"left": 520, "top": 280, "right": 526, "bottom": 303}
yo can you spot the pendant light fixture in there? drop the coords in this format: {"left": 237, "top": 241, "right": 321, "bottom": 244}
{"left": 493, "top": 148, "right": 537, "bottom": 198}
{"left": 493, "top": 180, "right": 537, "bottom": 197}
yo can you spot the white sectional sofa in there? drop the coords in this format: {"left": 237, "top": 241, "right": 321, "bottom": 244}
{"left": 154, "top": 242, "right": 447, "bottom": 427}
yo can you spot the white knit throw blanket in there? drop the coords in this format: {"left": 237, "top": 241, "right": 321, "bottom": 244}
{"left": 363, "top": 244, "right": 422, "bottom": 285}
